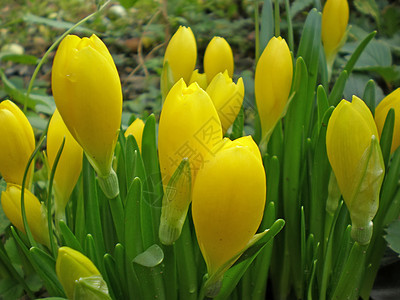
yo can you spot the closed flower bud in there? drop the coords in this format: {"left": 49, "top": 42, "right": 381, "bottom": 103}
{"left": 192, "top": 136, "right": 266, "bottom": 293}
{"left": 52, "top": 34, "right": 122, "bottom": 199}
{"left": 158, "top": 79, "right": 222, "bottom": 244}
{"left": 326, "top": 96, "right": 385, "bottom": 244}
{"left": 0, "top": 100, "right": 35, "bottom": 185}
{"left": 255, "top": 36, "right": 293, "bottom": 145}
{"left": 124, "top": 118, "right": 145, "bottom": 150}
{"left": 322, "top": 0, "right": 349, "bottom": 65}
{"left": 56, "top": 247, "right": 110, "bottom": 300}
{"left": 1, "top": 184, "right": 50, "bottom": 247}
{"left": 163, "top": 26, "right": 197, "bottom": 84}
{"left": 204, "top": 36, "right": 234, "bottom": 83}
{"left": 206, "top": 70, "right": 244, "bottom": 134}
{"left": 47, "top": 109, "right": 83, "bottom": 220}
{"left": 189, "top": 69, "right": 208, "bottom": 91}
{"left": 375, "top": 88, "right": 400, "bottom": 153}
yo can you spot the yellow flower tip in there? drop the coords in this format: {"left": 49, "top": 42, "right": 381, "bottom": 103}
{"left": 375, "top": 88, "right": 400, "bottom": 153}
{"left": 0, "top": 100, "right": 35, "bottom": 185}
{"left": 192, "top": 136, "right": 266, "bottom": 277}
{"left": 164, "top": 26, "right": 197, "bottom": 84}
{"left": 189, "top": 69, "right": 208, "bottom": 91}
{"left": 1, "top": 184, "right": 50, "bottom": 247}
{"left": 56, "top": 246, "right": 101, "bottom": 299}
{"left": 125, "top": 118, "right": 145, "bottom": 150}
{"left": 322, "top": 0, "right": 349, "bottom": 61}
{"left": 204, "top": 36, "right": 234, "bottom": 83}
{"left": 52, "top": 33, "right": 122, "bottom": 188}
{"left": 206, "top": 71, "right": 245, "bottom": 134}
{"left": 255, "top": 36, "right": 293, "bottom": 144}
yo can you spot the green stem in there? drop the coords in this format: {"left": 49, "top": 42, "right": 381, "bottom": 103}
{"left": 330, "top": 241, "right": 369, "bottom": 300}
{"left": 47, "top": 137, "right": 66, "bottom": 258}
{"left": 255, "top": 0, "right": 260, "bottom": 62}
{"left": 21, "top": 135, "right": 47, "bottom": 248}
{"left": 284, "top": 0, "right": 293, "bottom": 51}
{"left": 274, "top": 0, "right": 280, "bottom": 37}
{"left": 24, "top": 0, "right": 111, "bottom": 113}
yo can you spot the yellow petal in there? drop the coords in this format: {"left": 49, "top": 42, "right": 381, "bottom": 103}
{"left": 0, "top": 100, "right": 35, "bottom": 185}
{"left": 192, "top": 136, "right": 266, "bottom": 276}
{"left": 125, "top": 118, "right": 145, "bottom": 150}
{"left": 204, "top": 36, "right": 234, "bottom": 83}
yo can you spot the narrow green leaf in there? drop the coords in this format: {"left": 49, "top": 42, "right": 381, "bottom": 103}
{"left": 379, "top": 108, "right": 395, "bottom": 170}
{"left": 125, "top": 177, "right": 144, "bottom": 260}
{"left": 114, "top": 244, "right": 129, "bottom": 299}
{"left": 59, "top": 220, "right": 83, "bottom": 253}
{"left": 328, "top": 70, "right": 349, "bottom": 106}
{"left": 259, "top": 0, "right": 274, "bottom": 54}
{"left": 104, "top": 253, "right": 123, "bottom": 300}
{"left": 363, "top": 79, "right": 376, "bottom": 116}
{"left": 344, "top": 31, "right": 377, "bottom": 74}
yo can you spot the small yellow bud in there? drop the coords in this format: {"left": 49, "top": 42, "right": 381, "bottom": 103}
{"left": 322, "top": 0, "right": 349, "bottom": 64}
{"left": 158, "top": 79, "right": 223, "bottom": 188}
{"left": 255, "top": 36, "right": 293, "bottom": 144}
{"left": 189, "top": 69, "right": 208, "bottom": 91}
{"left": 326, "top": 96, "right": 385, "bottom": 244}
{"left": 204, "top": 36, "right": 234, "bottom": 83}
{"left": 192, "top": 136, "right": 266, "bottom": 281}
{"left": 163, "top": 26, "right": 197, "bottom": 84}
{"left": 56, "top": 247, "right": 109, "bottom": 299}
{"left": 375, "top": 88, "right": 400, "bottom": 153}
{"left": 52, "top": 34, "right": 122, "bottom": 198}
{"left": 1, "top": 184, "right": 50, "bottom": 247}
{"left": 124, "top": 118, "right": 145, "bottom": 150}
{"left": 0, "top": 100, "right": 35, "bottom": 185}
{"left": 206, "top": 70, "right": 244, "bottom": 134}
{"left": 47, "top": 109, "right": 83, "bottom": 219}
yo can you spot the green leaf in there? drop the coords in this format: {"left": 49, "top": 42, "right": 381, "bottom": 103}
{"left": 213, "top": 219, "right": 285, "bottom": 299}
{"left": 132, "top": 244, "right": 164, "bottom": 268}
{"left": 0, "top": 54, "right": 38, "bottom": 64}
{"left": 385, "top": 220, "right": 400, "bottom": 256}
{"left": 354, "top": 0, "right": 381, "bottom": 27}
{"left": 259, "top": 0, "right": 274, "bottom": 54}
{"left": 118, "top": 0, "right": 138, "bottom": 9}
{"left": 355, "top": 40, "right": 391, "bottom": 69}
{"left": 0, "top": 278, "right": 23, "bottom": 300}
{"left": 23, "top": 13, "right": 95, "bottom": 34}
{"left": 291, "top": 0, "right": 314, "bottom": 17}
{"left": 59, "top": 220, "right": 83, "bottom": 253}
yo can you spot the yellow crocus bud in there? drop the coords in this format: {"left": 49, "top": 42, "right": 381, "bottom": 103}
{"left": 375, "top": 88, "right": 400, "bottom": 153}
{"left": 163, "top": 26, "right": 197, "bottom": 84}
{"left": 124, "top": 118, "right": 145, "bottom": 150}
{"left": 158, "top": 79, "right": 223, "bottom": 244}
{"left": 56, "top": 247, "right": 110, "bottom": 300}
{"left": 321, "top": 0, "right": 349, "bottom": 66}
{"left": 204, "top": 36, "right": 234, "bottom": 83}
{"left": 52, "top": 34, "right": 122, "bottom": 199}
{"left": 189, "top": 69, "right": 208, "bottom": 91}
{"left": 192, "top": 136, "right": 266, "bottom": 296}
{"left": 326, "top": 96, "right": 385, "bottom": 244}
{"left": 0, "top": 100, "right": 35, "bottom": 185}
{"left": 206, "top": 70, "right": 244, "bottom": 134}
{"left": 1, "top": 184, "right": 50, "bottom": 247}
{"left": 255, "top": 36, "right": 293, "bottom": 145}
{"left": 47, "top": 109, "right": 83, "bottom": 220}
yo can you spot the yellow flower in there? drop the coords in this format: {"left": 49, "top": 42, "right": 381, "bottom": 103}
{"left": 192, "top": 136, "right": 266, "bottom": 280}
{"left": 206, "top": 70, "right": 244, "bottom": 134}
{"left": 47, "top": 109, "right": 83, "bottom": 219}
{"left": 52, "top": 34, "right": 122, "bottom": 198}
{"left": 158, "top": 79, "right": 222, "bottom": 244}
{"left": 124, "top": 118, "right": 145, "bottom": 151}
{"left": 322, "top": 0, "right": 349, "bottom": 64}
{"left": 255, "top": 36, "right": 293, "bottom": 145}
{"left": 1, "top": 184, "right": 50, "bottom": 247}
{"left": 0, "top": 100, "right": 35, "bottom": 185}
{"left": 158, "top": 79, "right": 222, "bottom": 187}
{"left": 56, "top": 247, "right": 109, "bottom": 299}
{"left": 189, "top": 69, "right": 208, "bottom": 91}
{"left": 326, "top": 96, "right": 385, "bottom": 244}
{"left": 204, "top": 36, "right": 234, "bottom": 83}
{"left": 375, "top": 88, "right": 400, "bottom": 153}
{"left": 163, "top": 26, "right": 197, "bottom": 84}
